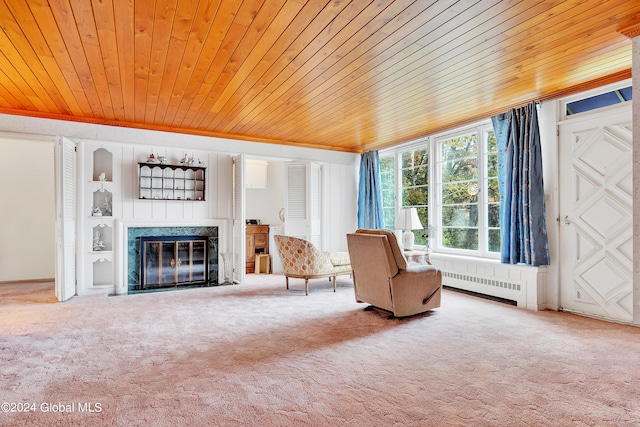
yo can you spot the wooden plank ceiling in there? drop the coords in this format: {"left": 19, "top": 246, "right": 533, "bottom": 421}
{"left": 0, "top": 0, "right": 636, "bottom": 153}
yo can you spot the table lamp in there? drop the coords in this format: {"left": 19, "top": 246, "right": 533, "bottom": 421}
{"left": 396, "top": 207, "right": 423, "bottom": 251}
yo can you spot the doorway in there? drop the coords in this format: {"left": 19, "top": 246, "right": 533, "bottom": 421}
{"left": 0, "top": 135, "right": 56, "bottom": 297}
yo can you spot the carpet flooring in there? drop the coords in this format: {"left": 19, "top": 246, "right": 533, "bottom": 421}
{"left": 1, "top": 275, "right": 639, "bottom": 426}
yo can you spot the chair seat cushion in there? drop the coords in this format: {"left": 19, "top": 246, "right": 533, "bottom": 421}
{"left": 330, "top": 252, "right": 351, "bottom": 266}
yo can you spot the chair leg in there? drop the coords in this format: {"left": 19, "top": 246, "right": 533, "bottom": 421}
{"left": 285, "top": 276, "right": 289, "bottom": 289}
{"left": 332, "top": 275, "right": 336, "bottom": 292}
{"left": 305, "top": 278, "right": 309, "bottom": 296}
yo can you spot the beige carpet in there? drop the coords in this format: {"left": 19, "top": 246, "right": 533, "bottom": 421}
{"left": 1, "top": 275, "right": 639, "bottom": 426}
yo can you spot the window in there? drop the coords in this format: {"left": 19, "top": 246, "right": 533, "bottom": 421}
{"left": 379, "top": 121, "right": 499, "bottom": 257}
{"left": 380, "top": 154, "right": 396, "bottom": 230}
{"left": 435, "top": 125, "right": 499, "bottom": 256}
{"left": 565, "top": 86, "right": 631, "bottom": 116}
{"left": 401, "top": 147, "right": 428, "bottom": 246}
{"left": 437, "top": 133, "right": 479, "bottom": 250}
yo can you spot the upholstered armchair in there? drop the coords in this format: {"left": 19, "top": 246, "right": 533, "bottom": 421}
{"left": 346, "top": 229, "right": 442, "bottom": 317}
{"left": 274, "top": 235, "right": 352, "bottom": 295}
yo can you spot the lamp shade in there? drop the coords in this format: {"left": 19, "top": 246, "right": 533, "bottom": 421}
{"left": 396, "top": 207, "right": 423, "bottom": 231}
{"left": 396, "top": 207, "right": 423, "bottom": 251}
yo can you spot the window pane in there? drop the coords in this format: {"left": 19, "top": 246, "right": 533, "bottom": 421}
{"left": 402, "top": 148, "right": 428, "bottom": 168}
{"left": 380, "top": 154, "right": 395, "bottom": 230}
{"left": 442, "top": 182, "right": 478, "bottom": 205}
{"left": 380, "top": 155, "right": 395, "bottom": 170}
{"left": 383, "top": 207, "right": 395, "bottom": 229}
{"left": 488, "top": 229, "right": 501, "bottom": 253}
{"left": 488, "top": 203, "right": 500, "bottom": 228}
{"left": 442, "top": 205, "right": 478, "bottom": 227}
{"left": 487, "top": 178, "right": 499, "bottom": 202}
{"left": 402, "top": 165, "right": 428, "bottom": 187}
{"left": 402, "top": 186, "right": 428, "bottom": 206}
{"left": 442, "top": 228, "right": 478, "bottom": 250}
{"left": 487, "top": 153, "right": 498, "bottom": 177}
{"left": 441, "top": 159, "right": 478, "bottom": 183}
{"left": 440, "top": 134, "right": 478, "bottom": 160}
{"left": 487, "top": 130, "right": 497, "bottom": 152}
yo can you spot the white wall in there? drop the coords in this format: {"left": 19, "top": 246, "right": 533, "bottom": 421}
{"left": 0, "top": 135, "right": 55, "bottom": 281}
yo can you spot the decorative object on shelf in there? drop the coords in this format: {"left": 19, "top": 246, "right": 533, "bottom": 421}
{"left": 91, "top": 206, "right": 102, "bottom": 216}
{"left": 396, "top": 207, "right": 423, "bottom": 251}
{"left": 103, "top": 194, "right": 112, "bottom": 216}
{"left": 180, "top": 153, "right": 195, "bottom": 166}
{"left": 146, "top": 153, "right": 156, "bottom": 163}
{"left": 98, "top": 172, "right": 106, "bottom": 182}
{"left": 157, "top": 155, "right": 168, "bottom": 165}
{"left": 93, "top": 227, "right": 105, "bottom": 251}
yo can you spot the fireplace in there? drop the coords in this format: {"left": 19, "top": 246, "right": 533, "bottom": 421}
{"left": 140, "top": 236, "right": 208, "bottom": 289}
{"left": 127, "top": 226, "right": 219, "bottom": 292}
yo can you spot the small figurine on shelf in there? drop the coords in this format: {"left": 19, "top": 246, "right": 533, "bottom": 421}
{"left": 103, "top": 194, "right": 112, "bottom": 216}
{"left": 93, "top": 228, "right": 105, "bottom": 251}
{"left": 180, "top": 152, "right": 189, "bottom": 165}
{"left": 147, "top": 153, "right": 156, "bottom": 163}
{"left": 91, "top": 206, "right": 102, "bottom": 216}
{"left": 98, "top": 172, "right": 106, "bottom": 182}
{"left": 157, "top": 155, "right": 168, "bottom": 165}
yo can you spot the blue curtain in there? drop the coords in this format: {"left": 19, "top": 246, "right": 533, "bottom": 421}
{"left": 357, "top": 151, "right": 384, "bottom": 229}
{"left": 491, "top": 103, "right": 549, "bottom": 266}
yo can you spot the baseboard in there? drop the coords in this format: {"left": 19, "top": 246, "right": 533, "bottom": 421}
{"left": 0, "top": 278, "right": 54, "bottom": 285}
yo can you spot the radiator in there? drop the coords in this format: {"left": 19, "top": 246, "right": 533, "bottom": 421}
{"left": 429, "top": 253, "right": 547, "bottom": 311}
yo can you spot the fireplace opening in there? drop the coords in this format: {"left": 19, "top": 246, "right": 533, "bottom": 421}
{"left": 139, "top": 235, "right": 209, "bottom": 290}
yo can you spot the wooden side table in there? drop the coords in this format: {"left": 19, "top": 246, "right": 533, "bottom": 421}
{"left": 404, "top": 250, "right": 431, "bottom": 266}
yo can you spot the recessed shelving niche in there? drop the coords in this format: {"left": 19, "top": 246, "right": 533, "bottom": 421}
{"left": 93, "top": 259, "right": 113, "bottom": 287}
{"left": 92, "top": 224, "right": 112, "bottom": 252}
{"left": 93, "top": 148, "right": 113, "bottom": 181}
{"left": 92, "top": 189, "right": 113, "bottom": 216}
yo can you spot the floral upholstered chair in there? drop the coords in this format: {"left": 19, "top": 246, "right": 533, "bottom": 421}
{"left": 274, "top": 235, "right": 352, "bottom": 295}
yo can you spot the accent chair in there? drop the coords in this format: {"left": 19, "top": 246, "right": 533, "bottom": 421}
{"left": 273, "top": 235, "right": 352, "bottom": 295}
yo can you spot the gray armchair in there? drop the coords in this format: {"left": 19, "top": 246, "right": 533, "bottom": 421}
{"left": 346, "top": 229, "right": 442, "bottom": 317}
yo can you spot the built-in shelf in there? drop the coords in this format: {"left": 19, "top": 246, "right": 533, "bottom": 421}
{"left": 138, "top": 162, "right": 206, "bottom": 201}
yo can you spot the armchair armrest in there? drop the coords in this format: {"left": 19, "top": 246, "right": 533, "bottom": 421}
{"left": 389, "top": 265, "right": 442, "bottom": 317}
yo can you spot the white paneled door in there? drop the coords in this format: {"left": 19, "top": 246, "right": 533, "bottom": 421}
{"left": 558, "top": 105, "right": 633, "bottom": 323}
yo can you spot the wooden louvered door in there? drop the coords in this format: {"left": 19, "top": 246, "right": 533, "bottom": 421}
{"left": 558, "top": 105, "right": 633, "bottom": 323}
